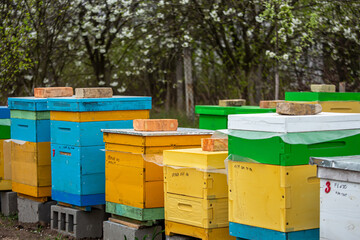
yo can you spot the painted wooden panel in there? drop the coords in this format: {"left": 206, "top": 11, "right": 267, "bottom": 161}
{"left": 12, "top": 182, "right": 51, "bottom": 197}
{"left": 51, "top": 144, "right": 105, "bottom": 195}
{"left": 0, "top": 106, "right": 10, "bottom": 119}
{"left": 319, "top": 178, "right": 360, "bottom": 240}
{"left": 11, "top": 141, "right": 51, "bottom": 187}
{"left": 11, "top": 118, "right": 50, "bottom": 142}
{"left": 51, "top": 120, "right": 132, "bottom": 146}
{"left": 51, "top": 110, "right": 149, "bottom": 122}
{"left": 164, "top": 167, "right": 227, "bottom": 199}
{"left": 166, "top": 221, "right": 235, "bottom": 240}
{"left": 0, "top": 140, "right": 11, "bottom": 190}
{"left": 105, "top": 143, "right": 199, "bottom": 154}
{"left": 52, "top": 189, "right": 105, "bottom": 206}
{"left": 0, "top": 119, "right": 10, "bottom": 126}
{"left": 165, "top": 193, "right": 228, "bottom": 229}
{"left": 229, "top": 222, "right": 319, "bottom": 240}
{"left": 47, "top": 96, "right": 152, "bottom": 112}
{"left": 3, "top": 140, "right": 12, "bottom": 180}
{"left": 11, "top": 110, "right": 50, "bottom": 120}
{"left": 106, "top": 201, "right": 164, "bottom": 221}
{"left": 0, "top": 125, "right": 10, "bottom": 139}
{"left": 228, "top": 161, "right": 319, "bottom": 232}
{"left": 8, "top": 97, "right": 48, "bottom": 111}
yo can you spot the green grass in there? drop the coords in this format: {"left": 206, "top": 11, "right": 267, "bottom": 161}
{"left": 150, "top": 108, "right": 199, "bottom": 128}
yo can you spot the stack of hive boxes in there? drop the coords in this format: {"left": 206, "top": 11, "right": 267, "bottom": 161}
{"left": 47, "top": 95, "right": 152, "bottom": 206}
{"left": 163, "top": 140, "right": 234, "bottom": 240}
{"left": 102, "top": 126, "right": 213, "bottom": 223}
{"left": 0, "top": 106, "right": 11, "bottom": 190}
{"left": 227, "top": 112, "right": 360, "bottom": 240}
{"left": 195, "top": 105, "right": 275, "bottom": 130}
{"left": 285, "top": 92, "right": 360, "bottom": 113}
{"left": 7, "top": 97, "right": 51, "bottom": 198}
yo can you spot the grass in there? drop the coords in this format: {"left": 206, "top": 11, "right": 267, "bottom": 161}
{"left": 150, "top": 108, "right": 199, "bottom": 128}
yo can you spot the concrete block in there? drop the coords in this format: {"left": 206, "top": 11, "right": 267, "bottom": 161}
{"left": 218, "top": 99, "right": 245, "bottom": 107}
{"left": 276, "top": 102, "right": 322, "bottom": 115}
{"left": 34, "top": 87, "right": 73, "bottom": 98}
{"left": 75, "top": 87, "right": 113, "bottom": 98}
{"left": 104, "top": 220, "right": 163, "bottom": 240}
{"left": 201, "top": 138, "right": 228, "bottom": 151}
{"left": 166, "top": 236, "right": 195, "bottom": 240}
{"left": 133, "top": 119, "right": 178, "bottom": 131}
{"left": 51, "top": 204, "right": 108, "bottom": 238}
{"left": 17, "top": 196, "right": 56, "bottom": 224}
{"left": 1, "top": 191, "right": 18, "bottom": 216}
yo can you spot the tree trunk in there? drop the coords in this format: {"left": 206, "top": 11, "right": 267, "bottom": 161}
{"left": 183, "top": 48, "right": 195, "bottom": 120}
{"left": 176, "top": 54, "right": 184, "bottom": 111}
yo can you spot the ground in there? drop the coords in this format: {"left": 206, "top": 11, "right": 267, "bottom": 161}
{"left": 0, "top": 214, "right": 75, "bottom": 240}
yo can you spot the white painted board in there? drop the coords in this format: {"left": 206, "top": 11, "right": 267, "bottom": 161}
{"left": 320, "top": 178, "right": 360, "bottom": 240}
{"left": 228, "top": 112, "right": 360, "bottom": 133}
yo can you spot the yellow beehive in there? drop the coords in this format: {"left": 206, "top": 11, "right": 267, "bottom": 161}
{"left": 165, "top": 221, "right": 235, "bottom": 240}
{"left": 164, "top": 148, "right": 228, "bottom": 199}
{"left": 11, "top": 141, "right": 51, "bottom": 197}
{"left": 318, "top": 101, "right": 360, "bottom": 113}
{"left": 0, "top": 140, "right": 11, "bottom": 190}
{"left": 103, "top": 129, "right": 212, "bottom": 209}
{"left": 228, "top": 161, "right": 320, "bottom": 232}
{"left": 165, "top": 193, "right": 228, "bottom": 228}
{"left": 51, "top": 110, "right": 149, "bottom": 122}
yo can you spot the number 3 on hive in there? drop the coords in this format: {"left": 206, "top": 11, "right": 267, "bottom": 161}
{"left": 325, "top": 181, "right": 331, "bottom": 193}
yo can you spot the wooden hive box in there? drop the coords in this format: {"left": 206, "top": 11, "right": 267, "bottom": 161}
{"left": 228, "top": 161, "right": 319, "bottom": 233}
{"left": 195, "top": 105, "right": 275, "bottom": 130}
{"left": 11, "top": 141, "right": 51, "bottom": 197}
{"left": 228, "top": 113, "right": 360, "bottom": 166}
{"left": 103, "top": 128, "right": 213, "bottom": 214}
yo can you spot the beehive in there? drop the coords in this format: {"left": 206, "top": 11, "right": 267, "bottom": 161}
{"left": 48, "top": 96, "right": 152, "bottom": 206}
{"left": 228, "top": 113, "right": 360, "bottom": 166}
{"left": 103, "top": 128, "right": 213, "bottom": 220}
{"left": 0, "top": 106, "right": 11, "bottom": 190}
{"left": 8, "top": 98, "right": 51, "bottom": 197}
{"left": 228, "top": 161, "right": 319, "bottom": 232}
{"left": 163, "top": 148, "right": 228, "bottom": 230}
{"left": 195, "top": 105, "right": 275, "bottom": 130}
{"left": 285, "top": 92, "right": 360, "bottom": 113}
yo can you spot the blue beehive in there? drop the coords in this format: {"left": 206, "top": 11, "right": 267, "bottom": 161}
{"left": 48, "top": 96, "right": 152, "bottom": 206}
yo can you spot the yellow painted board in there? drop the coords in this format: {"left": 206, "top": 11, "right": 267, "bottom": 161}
{"left": 0, "top": 140, "right": 5, "bottom": 178}
{"left": 163, "top": 148, "right": 228, "bottom": 169}
{"left": 165, "top": 221, "right": 235, "bottom": 240}
{"left": 103, "top": 133, "right": 212, "bottom": 147}
{"left": 0, "top": 180, "right": 12, "bottom": 191}
{"left": 106, "top": 151, "right": 162, "bottom": 181}
{"left": 3, "top": 140, "right": 12, "bottom": 180}
{"left": 105, "top": 162, "right": 164, "bottom": 208}
{"left": 12, "top": 141, "right": 51, "bottom": 187}
{"left": 12, "top": 182, "right": 51, "bottom": 197}
{"left": 165, "top": 193, "right": 228, "bottom": 229}
{"left": 51, "top": 110, "right": 149, "bottom": 122}
{"left": 106, "top": 143, "right": 200, "bottom": 154}
{"left": 164, "top": 167, "right": 227, "bottom": 199}
{"left": 319, "top": 101, "right": 360, "bottom": 113}
{"left": 228, "top": 161, "right": 320, "bottom": 232}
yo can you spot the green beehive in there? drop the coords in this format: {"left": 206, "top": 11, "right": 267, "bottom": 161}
{"left": 195, "top": 105, "right": 275, "bottom": 130}
{"left": 285, "top": 92, "right": 360, "bottom": 102}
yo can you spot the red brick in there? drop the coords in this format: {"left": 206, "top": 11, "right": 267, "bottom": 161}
{"left": 34, "top": 87, "right": 73, "bottom": 98}
{"left": 201, "top": 138, "right": 228, "bottom": 152}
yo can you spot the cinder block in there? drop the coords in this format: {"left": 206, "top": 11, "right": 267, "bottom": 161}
{"left": 133, "top": 119, "right": 178, "bottom": 131}
{"left": 166, "top": 235, "right": 195, "bottom": 240}
{"left": 311, "top": 84, "right": 336, "bottom": 92}
{"left": 201, "top": 138, "right": 228, "bottom": 151}
{"left": 103, "top": 220, "right": 163, "bottom": 240}
{"left": 34, "top": 87, "right": 73, "bottom": 98}
{"left": 276, "top": 102, "right": 322, "bottom": 115}
{"left": 17, "top": 196, "right": 56, "bottom": 224}
{"left": 1, "top": 191, "right": 18, "bottom": 216}
{"left": 51, "top": 205, "right": 108, "bottom": 239}
{"left": 75, "top": 87, "right": 113, "bottom": 98}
